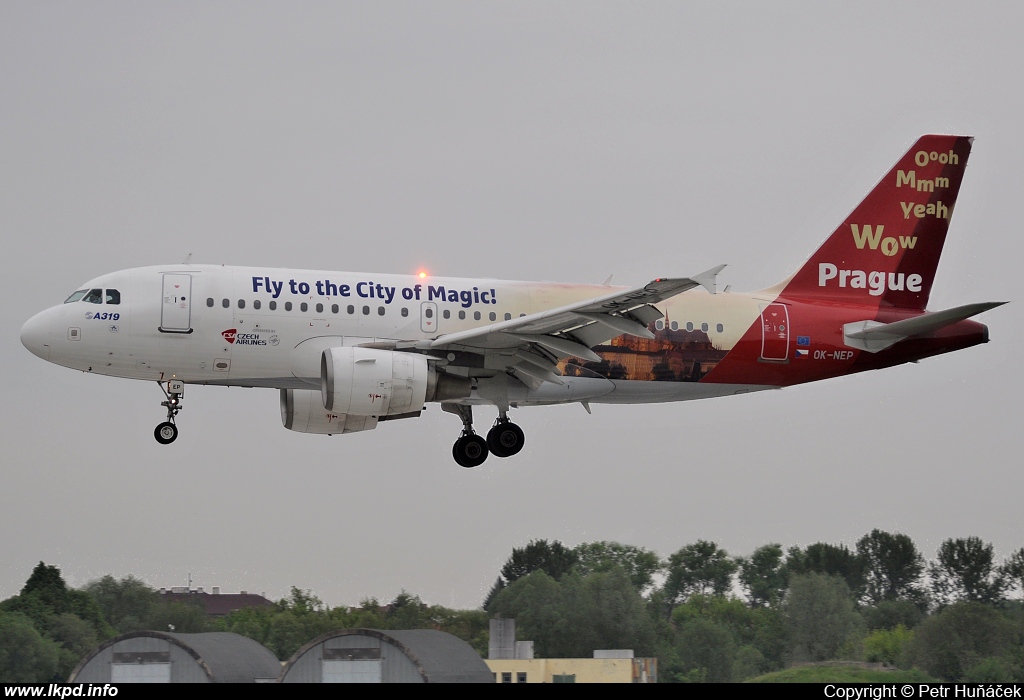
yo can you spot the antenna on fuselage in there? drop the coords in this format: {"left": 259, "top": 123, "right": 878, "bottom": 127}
{"left": 182, "top": 252, "right": 193, "bottom": 265}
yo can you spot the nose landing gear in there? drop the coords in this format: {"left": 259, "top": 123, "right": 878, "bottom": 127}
{"left": 154, "top": 380, "right": 184, "bottom": 445}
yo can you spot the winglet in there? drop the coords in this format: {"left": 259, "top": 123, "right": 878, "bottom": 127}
{"left": 691, "top": 264, "right": 727, "bottom": 294}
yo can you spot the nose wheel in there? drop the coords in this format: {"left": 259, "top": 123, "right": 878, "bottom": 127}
{"left": 155, "top": 380, "right": 184, "bottom": 445}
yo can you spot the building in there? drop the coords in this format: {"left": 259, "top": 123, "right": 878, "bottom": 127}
{"left": 158, "top": 586, "right": 275, "bottom": 617}
{"left": 69, "top": 631, "right": 282, "bottom": 683}
{"left": 278, "top": 629, "right": 493, "bottom": 683}
{"left": 484, "top": 618, "right": 657, "bottom": 683}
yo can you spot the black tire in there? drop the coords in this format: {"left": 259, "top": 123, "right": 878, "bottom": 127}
{"left": 154, "top": 422, "right": 178, "bottom": 445}
{"left": 453, "top": 434, "right": 489, "bottom": 468}
{"left": 487, "top": 421, "right": 525, "bottom": 458}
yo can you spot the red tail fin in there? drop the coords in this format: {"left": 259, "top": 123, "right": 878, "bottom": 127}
{"left": 779, "top": 135, "right": 972, "bottom": 310}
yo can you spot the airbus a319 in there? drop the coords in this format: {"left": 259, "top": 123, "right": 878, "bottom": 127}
{"left": 21, "top": 135, "right": 1004, "bottom": 467}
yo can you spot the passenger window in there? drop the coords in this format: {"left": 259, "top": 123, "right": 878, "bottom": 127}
{"left": 717, "top": 323, "right": 724, "bottom": 333}
{"left": 316, "top": 303, "right": 323, "bottom": 313}
{"left": 504, "top": 313, "right": 511, "bottom": 321}
{"left": 686, "top": 322, "right": 693, "bottom": 331}
{"left": 206, "top": 298, "right": 214, "bottom": 307}
{"left": 347, "top": 305, "right": 355, "bottom": 314}
{"left": 105, "top": 289, "right": 121, "bottom": 305}
{"left": 401, "top": 308, "right": 409, "bottom": 317}
{"left": 378, "top": 306, "right": 385, "bottom": 316}
{"left": 458, "top": 310, "right": 466, "bottom": 320}
{"left": 83, "top": 289, "right": 103, "bottom": 304}
{"left": 332, "top": 304, "right": 339, "bottom": 314}
{"left": 285, "top": 302, "right": 293, "bottom": 311}
{"left": 300, "top": 302, "right": 308, "bottom": 312}
{"left": 474, "top": 311, "right": 481, "bottom": 321}
{"left": 655, "top": 320, "right": 664, "bottom": 330}
{"left": 238, "top": 299, "right": 245, "bottom": 309}
{"left": 701, "top": 322, "right": 708, "bottom": 332}
{"left": 222, "top": 299, "right": 230, "bottom": 309}
{"left": 270, "top": 301, "right": 277, "bottom": 311}
{"left": 489, "top": 312, "right": 496, "bottom": 321}
{"left": 362, "top": 306, "right": 370, "bottom": 315}
{"left": 254, "top": 300, "right": 261, "bottom": 310}
{"left": 64, "top": 290, "right": 87, "bottom": 304}
{"left": 425, "top": 308, "right": 433, "bottom": 318}
{"left": 670, "top": 321, "right": 679, "bottom": 331}
{"left": 443, "top": 310, "right": 451, "bottom": 319}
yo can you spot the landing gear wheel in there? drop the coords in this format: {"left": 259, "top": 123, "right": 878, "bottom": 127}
{"left": 154, "top": 421, "right": 178, "bottom": 445}
{"left": 487, "top": 421, "right": 525, "bottom": 458}
{"left": 453, "top": 434, "right": 489, "bottom": 468}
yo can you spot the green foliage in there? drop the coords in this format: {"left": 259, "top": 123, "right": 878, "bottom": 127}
{"left": 856, "top": 530, "right": 926, "bottom": 606}
{"left": 908, "top": 601, "right": 1016, "bottom": 681}
{"left": 46, "top": 613, "right": 99, "bottom": 682}
{"left": 863, "top": 624, "right": 913, "bottom": 666}
{"left": 862, "top": 599, "right": 925, "bottom": 631}
{"left": 962, "top": 657, "right": 1015, "bottom": 682}
{"left": 82, "top": 575, "right": 157, "bottom": 634}
{"left": 674, "top": 617, "right": 735, "bottom": 682}
{"left": 664, "top": 541, "right": 737, "bottom": 606}
{"left": 732, "top": 645, "right": 766, "bottom": 681}
{"left": 572, "top": 541, "right": 662, "bottom": 594}
{"left": 147, "top": 600, "right": 212, "bottom": 634}
{"left": 784, "top": 573, "right": 864, "bottom": 663}
{"left": 0, "top": 612, "right": 60, "bottom": 683}
{"left": 499, "top": 540, "right": 578, "bottom": 586}
{"left": 490, "top": 569, "right": 655, "bottom": 658}
{"left": 738, "top": 544, "right": 788, "bottom": 608}
{"left": 787, "top": 542, "right": 865, "bottom": 597}
{"left": 929, "top": 537, "right": 1008, "bottom": 606}
{"left": 1002, "top": 547, "right": 1024, "bottom": 598}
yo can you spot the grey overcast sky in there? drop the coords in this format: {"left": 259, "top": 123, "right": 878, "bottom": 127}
{"left": 1, "top": 2, "right": 1020, "bottom": 609}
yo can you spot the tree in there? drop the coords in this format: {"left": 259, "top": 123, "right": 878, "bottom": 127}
{"left": 929, "top": 537, "right": 1008, "bottom": 606}
{"left": 1000, "top": 547, "right": 1024, "bottom": 599}
{"left": 47, "top": 613, "right": 98, "bottom": 681}
{"left": 0, "top": 612, "right": 60, "bottom": 683}
{"left": 499, "top": 540, "right": 578, "bottom": 585}
{"left": 908, "top": 602, "right": 1015, "bottom": 681}
{"left": 489, "top": 572, "right": 569, "bottom": 657}
{"left": 856, "top": 530, "right": 926, "bottom": 606}
{"left": 783, "top": 573, "right": 864, "bottom": 663}
{"left": 738, "top": 544, "right": 788, "bottom": 607}
{"left": 573, "top": 541, "right": 662, "bottom": 594}
{"left": 82, "top": 575, "right": 157, "bottom": 633}
{"left": 664, "top": 541, "right": 737, "bottom": 606}
{"left": 674, "top": 618, "right": 736, "bottom": 682}
{"left": 786, "top": 542, "right": 864, "bottom": 597}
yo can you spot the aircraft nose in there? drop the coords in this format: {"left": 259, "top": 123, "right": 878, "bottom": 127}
{"left": 21, "top": 309, "right": 53, "bottom": 361}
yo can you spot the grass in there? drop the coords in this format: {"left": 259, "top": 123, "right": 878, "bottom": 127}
{"left": 747, "top": 662, "right": 937, "bottom": 683}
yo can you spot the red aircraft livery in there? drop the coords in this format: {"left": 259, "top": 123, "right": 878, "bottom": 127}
{"left": 21, "top": 135, "right": 1005, "bottom": 467}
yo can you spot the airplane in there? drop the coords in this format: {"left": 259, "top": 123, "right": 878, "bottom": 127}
{"left": 21, "top": 135, "right": 1005, "bottom": 467}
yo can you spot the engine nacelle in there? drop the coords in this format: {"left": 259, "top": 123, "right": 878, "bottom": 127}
{"left": 280, "top": 388, "right": 379, "bottom": 434}
{"left": 321, "top": 347, "right": 429, "bottom": 416}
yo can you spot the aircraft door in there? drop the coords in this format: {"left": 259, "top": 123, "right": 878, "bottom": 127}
{"left": 420, "top": 302, "right": 437, "bottom": 333}
{"left": 160, "top": 273, "right": 193, "bottom": 333}
{"left": 759, "top": 303, "right": 789, "bottom": 362}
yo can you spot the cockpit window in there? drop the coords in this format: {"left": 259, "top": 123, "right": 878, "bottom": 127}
{"left": 82, "top": 289, "right": 103, "bottom": 304}
{"left": 105, "top": 289, "right": 121, "bottom": 305}
{"left": 64, "top": 290, "right": 87, "bottom": 304}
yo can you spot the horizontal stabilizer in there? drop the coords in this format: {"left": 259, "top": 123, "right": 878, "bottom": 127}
{"left": 844, "top": 301, "right": 1006, "bottom": 353}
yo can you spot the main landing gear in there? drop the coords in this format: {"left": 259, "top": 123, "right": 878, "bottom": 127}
{"left": 444, "top": 405, "right": 525, "bottom": 468}
{"left": 154, "top": 380, "right": 184, "bottom": 445}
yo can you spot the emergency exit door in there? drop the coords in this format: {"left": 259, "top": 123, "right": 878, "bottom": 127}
{"left": 160, "top": 274, "right": 193, "bottom": 333}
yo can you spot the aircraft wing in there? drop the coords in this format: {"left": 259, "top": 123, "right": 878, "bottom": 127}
{"left": 424, "top": 265, "right": 725, "bottom": 387}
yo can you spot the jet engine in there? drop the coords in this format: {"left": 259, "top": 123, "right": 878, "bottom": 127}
{"left": 321, "top": 347, "right": 430, "bottom": 416}
{"left": 280, "top": 388, "right": 378, "bottom": 434}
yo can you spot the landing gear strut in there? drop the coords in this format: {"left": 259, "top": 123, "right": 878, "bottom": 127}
{"left": 444, "top": 404, "right": 489, "bottom": 468}
{"left": 487, "top": 415, "right": 525, "bottom": 458}
{"left": 154, "top": 380, "right": 184, "bottom": 445}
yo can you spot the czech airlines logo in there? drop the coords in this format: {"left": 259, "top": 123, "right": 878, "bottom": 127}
{"left": 221, "top": 329, "right": 237, "bottom": 344}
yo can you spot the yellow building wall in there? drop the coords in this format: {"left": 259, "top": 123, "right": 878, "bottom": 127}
{"left": 485, "top": 658, "right": 655, "bottom": 683}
